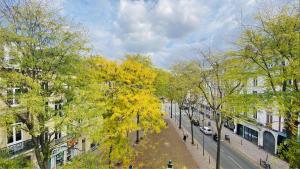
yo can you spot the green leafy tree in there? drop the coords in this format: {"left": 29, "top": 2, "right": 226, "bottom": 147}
{"left": 197, "top": 52, "right": 245, "bottom": 169}
{"left": 153, "top": 68, "right": 174, "bottom": 118}
{"left": 0, "top": 1, "right": 87, "bottom": 169}
{"left": 0, "top": 154, "right": 33, "bottom": 169}
{"left": 170, "top": 65, "right": 189, "bottom": 129}
{"left": 232, "top": 3, "right": 300, "bottom": 167}
{"left": 171, "top": 61, "right": 201, "bottom": 144}
{"left": 153, "top": 68, "right": 171, "bottom": 99}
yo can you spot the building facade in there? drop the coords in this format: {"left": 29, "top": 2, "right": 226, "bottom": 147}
{"left": 0, "top": 46, "right": 95, "bottom": 169}
{"left": 229, "top": 76, "right": 298, "bottom": 155}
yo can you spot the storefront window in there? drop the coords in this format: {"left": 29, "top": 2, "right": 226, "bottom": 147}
{"left": 56, "top": 152, "right": 64, "bottom": 166}
{"left": 243, "top": 126, "right": 258, "bottom": 145}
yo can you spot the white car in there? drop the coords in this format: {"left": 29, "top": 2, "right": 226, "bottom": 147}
{"left": 200, "top": 126, "right": 212, "bottom": 135}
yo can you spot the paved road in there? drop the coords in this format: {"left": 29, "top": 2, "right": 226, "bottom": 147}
{"left": 174, "top": 113, "right": 258, "bottom": 169}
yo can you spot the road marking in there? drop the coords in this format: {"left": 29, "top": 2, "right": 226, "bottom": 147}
{"left": 228, "top": 155, "right": 243, "bottom": 169}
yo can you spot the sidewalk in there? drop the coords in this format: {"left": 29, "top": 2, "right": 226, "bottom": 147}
{"left": 167, "top": 116, "right": 220, "bottom": 169}
{"left": 221, "top": 127, "right": 289, "bottom": 169}
{"left": 164, "top": 103, "right": 289, "bottom": 169}
{"left": 134, "top": 118, "right": 199, "bottom": 169}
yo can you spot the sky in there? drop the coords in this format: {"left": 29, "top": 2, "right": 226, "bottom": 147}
{"left": 55, "top": 0, "right": 291, "bottom": 68}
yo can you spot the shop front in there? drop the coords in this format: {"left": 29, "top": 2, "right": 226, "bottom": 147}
{"left": 243, "top": 126, "right": 258, "bottom": 145}
{"left": 236, "top": 123, "right": 258, "bottom": 145}
{"left": 49, "top": 143, "right": 67, "bottom": 169}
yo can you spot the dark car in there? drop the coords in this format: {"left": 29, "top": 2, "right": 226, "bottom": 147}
{"left": 192, "top": 119, "right": 200, "bottom": 126}
{"left": 213, "top": 133, "right": 219, "bottom": 141}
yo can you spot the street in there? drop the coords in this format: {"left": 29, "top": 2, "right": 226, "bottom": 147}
{"left": 173, "top": 111, "right": 258, "bottom": 169}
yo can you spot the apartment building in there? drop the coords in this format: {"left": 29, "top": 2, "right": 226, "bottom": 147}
{"left": 0, "top": 47, "right": 95, "bottom": 169}
{"left": 167, "top": 74, "right": 299, "bottom": 156}
{"left": 228, "top": 76, "right": 298, "bottom": 155}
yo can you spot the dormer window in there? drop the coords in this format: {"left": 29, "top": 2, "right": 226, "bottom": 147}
{"left": 253, "top": 78, "right": 258, "bottom": 87}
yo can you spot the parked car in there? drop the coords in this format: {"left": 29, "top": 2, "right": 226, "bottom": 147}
{"left": 199, "top": 126, "right": 203, "bottom": 132}
{"left": 192, "top": 119, "right": 200, "bottom": 126}
{"left": 213, "top": 133, "right": 219, "bottom": 141}
{"left": 200, "top": 126, "right": 212, "bottom": 135}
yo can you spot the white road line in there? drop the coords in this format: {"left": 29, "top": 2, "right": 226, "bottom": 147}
{"left": 228, "top": 155, "right": 243, "bottom": 169}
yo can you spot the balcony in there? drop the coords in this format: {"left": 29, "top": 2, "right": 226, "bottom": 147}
{"left": 6, "top": 98, "right": 20, "bottom": 107}
{"left": 53, "top": 135, "right": 73, "bottom": 147}
{"left": 0, "top": 139, "right": 34, "bottom": 157}
{"left": 0, "top": 135, "right": 74, "bottom": 158}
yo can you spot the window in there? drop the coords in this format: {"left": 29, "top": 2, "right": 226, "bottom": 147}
{"left": 253, "top": 78, "right": 258, "bottom": 87}
{"left": 55, "top": 103, "right": 62, "bottom": 110}
{"left": 15, "top": 127, "right": 22, "bottom": 141}
{"left": 7, "top": 124, "right": 22, "bottom": 144}
{"left": 7, "top": 88, "right": 19, "bottom": 106}
{"left": 243, "top": 126, "right": 258, "bottom": 145}
{"left": 41, "top": 82, "right": 48, "bottom": 90}
{"left": 55, "top": 132, "right": 62, "bottom": 140}
{"left": 54, "top": 102, "right": 63, "bottom": 116}
{"left": 253, "top": 111, "right": 257, "bottom": 119}
{"left": 266, "top": 113, "right": 273, "bottom": 126}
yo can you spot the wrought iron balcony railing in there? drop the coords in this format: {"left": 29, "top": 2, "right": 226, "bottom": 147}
{"left": 0, "top": 139, "right": 34, "bottom": 157}
{"left": 0, "top": 135, "right": 73, "bottom": 158}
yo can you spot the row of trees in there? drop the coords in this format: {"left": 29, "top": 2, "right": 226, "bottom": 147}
{"left": 158, "top": 3, "right": 299, "bottom": 169}
{"left": 0, "top": 1, "right": 165, "bottom": 169}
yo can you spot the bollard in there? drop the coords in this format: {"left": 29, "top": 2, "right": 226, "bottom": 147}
{"left": 209, "top": 156, "right": 210, "bottom": 164}
{"left": 167, "top": 160, "right": 173, "bottom": 169}
{"left": 197, "top": 144, "right": 198, "bottom": 149}
{"left": 260, "top": 159, "right": 262, "bottom": 166}
{"left": 241, "top": 139, "right": 243, "bottom": 145}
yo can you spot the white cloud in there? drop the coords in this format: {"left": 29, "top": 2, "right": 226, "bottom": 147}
{"left": 112, "top": 0, "right": 210, "bottom": 53}
{"left": 63, "top": 0, "right": 280, "bottom": 68}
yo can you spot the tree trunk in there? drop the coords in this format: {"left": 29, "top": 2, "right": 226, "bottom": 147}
{"left": 190, "top": 120, "right": 194, "bottom": 144}
{"left": 136, "top": 113, "right": 140, "bottom": 143}
{"left": 170, "top": 100, "right": 173, "bottom": 118}
{"left": 32, "top": 136, "right": 48, "bottom": 169}
{"left": 179, "top": 107, "right": 182, "bottom": 129}
{"left": 216, "top": 127, "right": 222, "bottom": 169}
{"left": 34, "top": 146, "right": 44, "bottom": 169}
{"left": 284, "top": 110, "right": 298, "bottom": 139}
{"left": 42, "top": 159, "right": 49, "bottom": 169}
{"left": 108, "top": 145, "right": 113, "bottom": 168}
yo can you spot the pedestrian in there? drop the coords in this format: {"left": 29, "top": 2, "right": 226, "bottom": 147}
{"left": 183, "top": 135, "right": 187, "bottom": 142}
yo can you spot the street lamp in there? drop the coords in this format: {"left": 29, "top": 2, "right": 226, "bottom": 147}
{"left": 202, "top": 117, "right": 205, "bottom": 156}
{"left": 167, "top": 160, "right": 173, "bottom": 169}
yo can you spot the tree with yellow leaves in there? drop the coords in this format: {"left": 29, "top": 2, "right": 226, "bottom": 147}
{"left": 81, "top": 55, "right": 165, "bottom": 168}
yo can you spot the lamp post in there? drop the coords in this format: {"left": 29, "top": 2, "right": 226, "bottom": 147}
{"left": 167, "top": 160, "right": 173, "bottom": 169}
{"left": 202, "top": 117, "right": 205, "bottom": 156}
